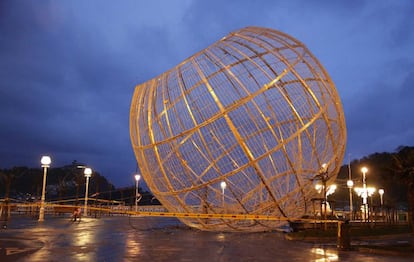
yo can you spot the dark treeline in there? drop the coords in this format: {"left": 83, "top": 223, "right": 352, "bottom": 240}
{"left": 1, "top": 146, "right": 413, "bottom": 213}
{"left": 332, "top": 146, "right": 414, "bottom": 227}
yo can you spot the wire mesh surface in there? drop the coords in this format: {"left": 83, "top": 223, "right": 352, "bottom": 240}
{"left": 130, "top": 26, "right": 347, "bottom": 232}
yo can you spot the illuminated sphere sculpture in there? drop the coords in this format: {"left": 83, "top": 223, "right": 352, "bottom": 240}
{"left": 130, "top": 27, "right": 346, "bottom": 232}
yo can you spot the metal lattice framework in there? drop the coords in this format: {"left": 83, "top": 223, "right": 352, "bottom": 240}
{"left": 130, "top": 26, "right": 346, "bottom": 232}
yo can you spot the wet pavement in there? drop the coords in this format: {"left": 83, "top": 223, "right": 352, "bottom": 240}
{"left": 0, "top": 215, "right": 412, "bottom": 261}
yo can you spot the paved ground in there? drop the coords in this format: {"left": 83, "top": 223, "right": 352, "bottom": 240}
{"left": 0, "top": 215, "right": 412, "bottom": 261}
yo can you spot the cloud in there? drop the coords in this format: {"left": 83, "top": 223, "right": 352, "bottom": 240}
{"left": 1, "top": 0, "right": 413, "bottom": 187}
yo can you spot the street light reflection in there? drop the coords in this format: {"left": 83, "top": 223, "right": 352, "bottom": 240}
{"left": 72, "top": 224, "right": 96, "bottom": 261}
{"left": 125, "top": 234, "right": 142, "bottom": 257}
{"left": 74, "top": 230, "right": 93, "bottom": 247}
{"left": 310, "top": 247, "right": 338, "bottom": 262}
{"left": 216, "top": 232, "right": 226, "bottom": 241}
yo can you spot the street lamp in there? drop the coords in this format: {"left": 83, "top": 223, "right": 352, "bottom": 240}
{"left": 38, "top": 155, "right": 51, "bottom": 222}
{"left": 220, "top": 181, "right": 227, "bottom": 209}
{"left": 317, "top": 163, "right": 329, "bottom": 229}
{"left": 367, "top": 187, "right": 376, "bottom": 222}
{"left": 134, "top": 174, "right": 141, "bottom": 212}
{"left": 347, "top": 179, "right": 354, "bottom": 219}
{"left": 83, "top": 168, "right": 92, "bottom": 217}
{"left": 378, "top": 189, "right": 384, "bottom": 206}
{"left": 361, "top": 167, "right": 368, "bottom": 221}
{"left": 361, "top": 167, "right": 368, "bottom": 184}
{"left": 311, "top": 163, "right": 330, "bottom": 229}
{"left": 379, "top": 188, "right": 384, "bottom": 218}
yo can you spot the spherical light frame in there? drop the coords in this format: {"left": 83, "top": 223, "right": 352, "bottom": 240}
{"left": 130, "top": 27, "right": 347, "bottom": 232}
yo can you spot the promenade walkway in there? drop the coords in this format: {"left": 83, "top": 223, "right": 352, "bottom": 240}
{"left": 0, "top": 216, "right": 412, "bottom": 261}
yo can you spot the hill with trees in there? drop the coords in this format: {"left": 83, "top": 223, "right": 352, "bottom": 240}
{"left": 331, "top": 146, "right": 413, "bottom": 227}
{"left": 1, "top": 146, "right": 413, "bottom": 220}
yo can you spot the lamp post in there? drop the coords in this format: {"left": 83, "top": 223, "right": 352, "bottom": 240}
{"left": 311, "top": 163, "right": 330, "bottom": 229}
{"left": 83, "top": 168, "right": 92, "bottom": 217}
{"left": 134, "top": 174, "right": 141, "bottom": 212}
{"left": 318, "top": 163, "right": 329, "bottom": 230}
{"left": 367, "top": 187, "right": 376, "bottom": 222}
{"left": 379, "top": 188, "right": 384, "bottom": 218}
{"left": 347, "top": 179, "right": 354, "bottom": 219}
{"left": 220, "top": 181, "right": 226, "bottom": 209}
{"left": 378, "top": 189, "right": 384, "bottom": 206}
{"left": 361, "top": 167, "right": 368, "bottom": 221}
{"left": 38, "top": 156, "right": 51, "bottom": 222}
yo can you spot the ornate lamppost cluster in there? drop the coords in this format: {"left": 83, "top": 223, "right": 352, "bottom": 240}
{"left": 352, "top": 167, "right": 385, "bottom": 222}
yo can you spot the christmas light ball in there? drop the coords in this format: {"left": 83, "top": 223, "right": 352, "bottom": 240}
{"left": 130, "top": 27, "right": 346, "bottom": 232}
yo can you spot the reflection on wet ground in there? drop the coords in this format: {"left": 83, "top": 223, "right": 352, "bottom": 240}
{"left": 0, "top": 216, "right": 411, "bottom": 261}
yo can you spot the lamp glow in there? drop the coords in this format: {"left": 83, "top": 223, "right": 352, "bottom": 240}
{"left": 361, "top": 167, "right": 368, "bottom": 174}
{"left": 83, "top": 168, "right": 92, "bottom": 216}
{"left": 41, "top": 156, "right": 51, "bottom": 167}
{"left": 38, "top": 155, "right": 52, "bottom": 222}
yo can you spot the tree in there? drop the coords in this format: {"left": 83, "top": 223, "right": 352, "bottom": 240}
{"left": 391, "top": 146, "right": 414, "bottom": 232}
{"left": 0, "top": 167, "right": 29, "bottom": 199}
{"left": 0, "top": 167, "right": 27, "bottom": 220}
{"left": 0, "top": 169, "right": 13, "bottom": 199}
